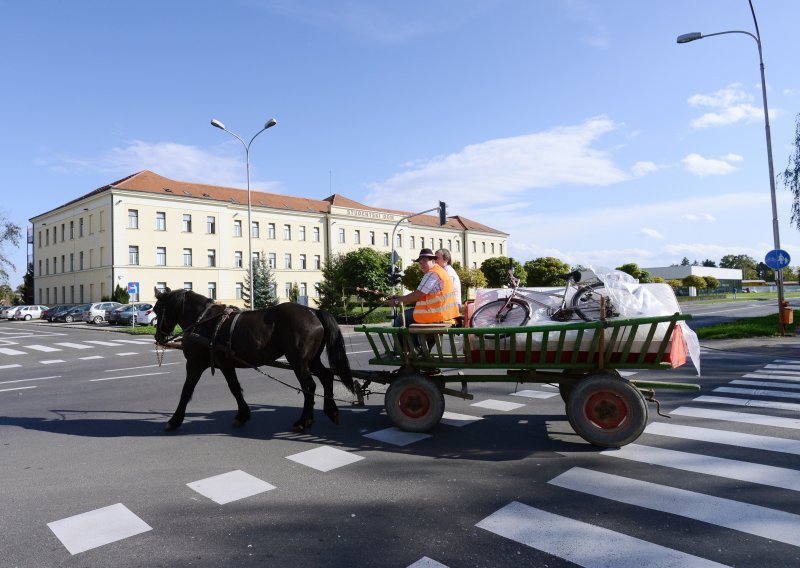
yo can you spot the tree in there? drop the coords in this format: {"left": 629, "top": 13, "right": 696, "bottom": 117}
{"left": 457, "top": 266, "right": 487, "bottom": 297}
{"left": 480, "top": 257, "right": 526, "bottom": 288}
{"left": 682, "top": 275, "right": 707, "bottom": 289}
{"left": 112, "top": 284, "right": 130, "bottom": 304}
{"left": 0, "top": 283, "right": 16, "bottom": 305}
{"left": 340, "top": 248, "right": 393, "bottom": 295}
{"left": 401, "top": 263, "right": 423, "bottom": 291}
{"left": 289, "top": 283, "right": 300, "bottom": 303}
{"left": 244, "top": 252, "right": 278, "bottom": 309}
{"left": 524, "top": 257, "right": 570, "bottom": 286}
{"left": 316, "top": 253, "right": 348, "bottom": 312}
{"left": 0, "top": 216, "right": 22, "bottom": 285}
{"left": 701, "top": 259, "right": 717, "bottom": 267}
{"left": 680, "top": 257, "right": 691, "bottom": 266}
{"left": 756, "top": 262, "right": 774, "bottom": 282}
{"left": 666, "top": 279, "right": 683, "bottom": 290}
{"left": 782, "top": 112, "right": 800, "bottom": 229}
{"left": 19, "top": 262, "right": 33, "bottom": 304}
{"left": 720, "top": 254, "right": 758, "bottom": 279}
{"left": 703, "top": 276, "right": 720, "bottom": 290}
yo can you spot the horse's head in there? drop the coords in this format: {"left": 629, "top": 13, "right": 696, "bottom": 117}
{"left": 153, "top": 286, "right": 179, "bottom": 345}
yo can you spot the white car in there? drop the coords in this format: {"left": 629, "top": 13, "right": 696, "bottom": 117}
{"left": 2, "top": 306, "right": 20, "bottom": 320}
{"left": 81, "top": 301, "right": 122, "bottom": 324}
{"left": 13, "top": 305, "right": 49, "bottom": 321}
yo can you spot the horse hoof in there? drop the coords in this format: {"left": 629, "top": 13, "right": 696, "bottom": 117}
{"left": 232, "top": 419, "right": 247, "bottom": 428}
{"left": 292, "top": 423, "right": 305, "bottom": 433}
{"left": 164, "top": 422, "right": 181, "bottom": 432}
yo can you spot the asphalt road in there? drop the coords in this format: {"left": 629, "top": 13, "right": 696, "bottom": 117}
{"left": 1, "top": 316, "right": 799, "bottom": 567}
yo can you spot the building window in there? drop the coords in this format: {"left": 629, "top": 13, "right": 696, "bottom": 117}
{"left": 268, "top": 223, "right": 275, "bottom": 239}
{"left": 156, "top": 212, "right": 166, "bottom": 231}
{"left": 128, "top": 209, "right": 139, "bottom": 229}
{"left": 234, "top": 251, "right": 242, "bottom": 268}
{"left": 299, "top": 254, "right": 307, "bottom": 269}
{"left": 268, "top": 253, "right": 276, "bottom": 269}
{"left": 284, "top": 253, "right": 292, "bottom": 269}
{"left": 300, "top": 283, "right": 307, "bottom": 297}
{"left": 354, "top": 230, "right": 361, "bottom": 244}
{"left": 472, "top": 241, "right": 477, "bottom": 253}
{"left": 396, "top": 233, "right": 402, "bottom": 247}
{"left": 208, "top": 282, "right": 217, "bottom": 300}
{"left": 491, "top": 243, "right": 495, "bottom": 254}
{"left": 60, "top": 255, "right": 65, "bottom": 273}
{"left": 410, "top": 236, "right": 415, "bottom": 249}
{"left": 61, "top": 224, "right": 65, "bottom": 242}
{"left": 338, "top": 228, "right": 345, "bottom": 243}
{"left": 252, "top": 251, "right": 259, "bottom": 265}
{"left": 499, "top": 243, "right": 503, "bottom": 255}
{"left": 69, "top": 253, "right": 74, "bottom": 272}
{"left": 207, "top": 249, "right": 216, "bottom": 267}
{"left": 183, "top": 282, "right": 192, "bottom": 291}
{"left": 299, "top": 226, "right": 306, "bottom": 241}
{"left": 482, "top": 242, "right": 486, "bottom": 253}
{"left": 383, "top": 233, "right": 389, "bottom": 246}
{"left": 252, "top": 221, "right": 260, "bottom": 238}
{"left": 285, "top": 282, "right": 292, "bottom": 298}
{"left": 127, "top": 247, "right": 137, "bottom": 266}
{"left": 156, "top": 247, "right": 166, "bottom": 266}
{"left": 45, "top": 258, "right": 50, "bottom": 275}
{"left": 207, "top": 216, "right": 216, "bottom": 234}
{"left": 233, "top": 219, "right": 242, "bottom": 237}
{"left": 284, "top": 224, "right": 291, "bottom": 240}
{"left": 79, "top": 218, "right": 84, "bottom": 237}
{"left": 235, "top": 282, "right": 243, "bottom": 300}
{"left": 447, "top": 239, "right": 452, "bottom": 250}
{"left": 70, "top": 221, "right": 74, "bottom": 239}
{"left": 156, "top": 282, "right": 167, "bottom": 294}
{"left": 313, "top": 227, "right": 320, "bottom": 242}
{"left": 456, "top": 240, "right": 461, "bottom": 252}
{"left": 183, "top": 248, "right": 192, "bottom": 267}
{"left": 314, "top": 255, "right": 321, "bottom": 270}
{"left": 183, "top": 214, "right": 192, "bottom": 232}
{"left": 369, "top": 231, "right": 375, "bottom": 245}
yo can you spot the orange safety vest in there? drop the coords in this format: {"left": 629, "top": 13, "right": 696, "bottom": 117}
{"left": 413, "top": 264, "right": 461, "bottom": 323}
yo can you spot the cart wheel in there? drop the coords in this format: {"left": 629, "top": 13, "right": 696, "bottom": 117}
{"left": 385, "top": 373, "right": 445, "bottom": 432}
{"left": 566, "top": 375, "right": 647, "bottom": 448}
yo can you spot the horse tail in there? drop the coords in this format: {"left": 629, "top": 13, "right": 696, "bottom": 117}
{"left": 316, "top": 309, "right": 355, "bottom": 394}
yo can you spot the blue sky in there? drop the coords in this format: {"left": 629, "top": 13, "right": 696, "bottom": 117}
{"left": 3, "top": 0, "right": 800, "bottom": 286}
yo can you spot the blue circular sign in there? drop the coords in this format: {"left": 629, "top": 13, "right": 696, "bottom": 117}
{"left": 765, "top": 249, "right": 791, "bottom": 270}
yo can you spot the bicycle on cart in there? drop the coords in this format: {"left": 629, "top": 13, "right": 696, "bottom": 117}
{"left": 470, "top": 265, "right": 618, "bottom": 331}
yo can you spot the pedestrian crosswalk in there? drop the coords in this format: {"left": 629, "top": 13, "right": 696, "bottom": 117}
{"left": 0, "top": 337, "right": 158, "bottom": 367}
{"left": 34, "top": 353, "right": 800, "bottom": 565}
{"left": 475, "top": 356, "right": 800, "bottom": 566}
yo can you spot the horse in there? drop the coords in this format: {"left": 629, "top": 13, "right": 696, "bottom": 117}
{"left": 152, "top": 287, "right": 355, "bottom": 433}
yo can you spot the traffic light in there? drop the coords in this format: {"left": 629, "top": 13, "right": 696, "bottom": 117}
{"left": 387, "top": 266, "right": 402, "bottom": 286}
{"left": 438, "top": 201, "right": 447, "bottom": 226}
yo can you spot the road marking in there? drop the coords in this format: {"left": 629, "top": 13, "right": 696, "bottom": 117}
{"left": 106, "top": 362, "right": 181, "bottom": 372}
{"left": 476, "top": 500, "right": 728, "bottom": 568}
{"left": 756, "top": 367, "right": 800, "bottom": 376}
{"left": 26, "top": 344, "right": 62, "bottom": 352}
{"left": 644, "top": 422, "right": 800, "bottom": 455}
{"left": 115, "top": 352, "right": 139, "bottom": 356}
{"left": 89, "top": 372, "right": 171, "bottom": 382}
{"left": 363, "top": 427, "right": 431, "bottom": 446}
{"left": 84, "top": 340, "right": 121, "bottom": 346}
{"left": 0, "top": 386, "right": 36, "bottom": 393}
{"left": 670, "top": 406, "right": 800, "bottom": 429}
{"left": 0, "top": 376, "right": 60, "bottom": 385}
{"left": 549, "top": 467, "right": 800, "bottom": 548}
{"left": 471, "top": 399, "right": 525, "bottom": 411}
{"left": 47, "top": 503, "right": 152, "bottom": 555}
{"left": 440, "top": 411, "right": 483, "bottom": 426}
{"left": 765, "top": 363, "right": 800, "bottom": 371}
{"left": 54, "top": 342, "right": 94, "bottom": 349}
{"left": 40, "top": 360, "right": 65, "bottom": 365}
{"left": 0, "top": 347, "right": 26, "bottom": 355}
{"left": 714, "top": 386, "right": 800, "bottom": 400}
{"left": 602, "top": 443, "right": 800, "bottom": 492}
{"left": 743, "top": 373, "right": 800, "bottom": 381}
{"left": 286, "top": 445, "right": 364, "bottom": 472}
{"left": 79, "top": 356, "right": 104, "bottom": 360}
{"left": 0, "top": 364, "right": 21, "bottom": 370}
{"left": 510, "top": 389, "right": 559, "bottom": 399}
{"left": 730, "top": 379, "right": 800, "bottom": 389}
{"left": 407, "top": 557, "right": 449, "bottom": 568}
{"left": 187, "top": 470, "right": 276, "bottom": 504}
{"left": 695, "top": 395, "right": 800, "bottom": 412}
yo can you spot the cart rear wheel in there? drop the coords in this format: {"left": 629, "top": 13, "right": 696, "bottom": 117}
{"left": 566, "top": 375, "right": 647, "bottom": 447}
{"left": 385, "top": 374, "right": 445, "bottom": 432}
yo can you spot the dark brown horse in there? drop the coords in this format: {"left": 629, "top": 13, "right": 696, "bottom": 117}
{"left": 152, "top": 288, "right": 355, "bottom": 433}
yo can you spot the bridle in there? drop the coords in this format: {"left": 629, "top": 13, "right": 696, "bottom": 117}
{"left": 154, "top": 291, "right": 217, "bottom": 346}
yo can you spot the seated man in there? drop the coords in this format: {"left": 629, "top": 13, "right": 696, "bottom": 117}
{"left": 387, "top": 248, "right": 461, "bottom": 332}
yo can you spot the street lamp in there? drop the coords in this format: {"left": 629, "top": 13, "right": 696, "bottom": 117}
{"left": 677, "top": 0, "right": 786, "bottom": 333}
{"left": 210, "top": 118, "right": 277, "bottom": 308}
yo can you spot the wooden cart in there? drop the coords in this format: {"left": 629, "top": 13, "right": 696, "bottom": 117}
{"left": 352, "top": 313, "right": 698, "bottom": 447}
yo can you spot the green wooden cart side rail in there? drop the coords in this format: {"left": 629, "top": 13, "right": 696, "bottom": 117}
{"left": 355, "top": 312, "right": 692, "bottom": 373}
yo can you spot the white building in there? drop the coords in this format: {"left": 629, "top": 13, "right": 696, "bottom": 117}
{"left": 644, "top": 265, "right": 742, "bottom": 290}
{"left": 29, "top": 170, "right": 508, "bottom": 306}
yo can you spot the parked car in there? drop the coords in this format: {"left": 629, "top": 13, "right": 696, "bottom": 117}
{"left": 41, "top": 305, "right": 69, "bottom": 320}
{"left": 81, "top": 301, "right": 122, "bottom": 324}
{"left": 53, "top": 304, "right": 90, "bottom": 323}
{"left": 116, "top": 303, "right": 156, "bottom": 326}
{"left": 13, "top": 305, "right": 49, "bottom": 321}
{"left": 107, "top": 304, "right": 134, "bottom": 325}
{"left": 48, "top": 305, "right": 77, "bottom": 322}
{"left": 0, "top": 305, "right": 17, "bottom": 319}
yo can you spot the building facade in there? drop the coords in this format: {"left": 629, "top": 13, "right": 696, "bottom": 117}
{"left": 644, "top": 265, "right": 743, "bottom": 291}
{"left": 29, "top": 170, "right": 508, "bottom": 306}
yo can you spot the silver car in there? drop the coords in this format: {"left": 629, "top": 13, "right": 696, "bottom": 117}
{"left": 13, "top": 305, "right": 49, "bottom": 320}
{"left": 81, "top": 301, "right": 122, "bottom": 324}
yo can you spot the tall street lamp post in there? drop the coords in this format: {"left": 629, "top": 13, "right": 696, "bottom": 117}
{"left": 210, "top": 118, "right": 277, "bottom": 308}
{"left": 677, "top": 0, "right": 786, "bottom": 334}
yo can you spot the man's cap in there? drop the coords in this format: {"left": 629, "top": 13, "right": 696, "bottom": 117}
{"left": 414, "top": 248, "right": 437, "bottom": 262}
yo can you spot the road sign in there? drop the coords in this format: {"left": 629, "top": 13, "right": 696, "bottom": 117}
{"left": 765, "top": 249, "right": 791, "bottom": 270}
{"left": 127, "top": 281, "right": 140, "bottom": 295}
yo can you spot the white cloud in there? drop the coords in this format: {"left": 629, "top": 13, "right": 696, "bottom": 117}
{"left": 688, "top": 83, "right": 763, "bottom": 128}
{"left": 681, "top": 153, "right": 739, "bottom": 176}
{"left": 681, "top": 213, "right": 716, "bottom": 222}
{"left": 631, "top": 161, "right": 662, "bottom": 177}
{"left": 50, "top": 140, "right": 281, "bottom": 191}
{"left": 641, "top": 228, "right": 663, "bottom": 239}
{"left": 366, "top": 116, "right": 628, "bottom": 210}
{"left": 784, "top": 88, "right": 800, "bottom": 96}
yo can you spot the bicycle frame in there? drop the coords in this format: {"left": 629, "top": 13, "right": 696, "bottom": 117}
{"left": 496, "top": 268, "right": 581, "bottom": 320}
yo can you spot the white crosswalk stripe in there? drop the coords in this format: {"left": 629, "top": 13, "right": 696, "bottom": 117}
{"left": 644, "top": 422, "right": 800, "bottom": 455}
{"left": 695, "top": 394, "right": 800, "bottom": 411}
{"left": 714, "top": 386, "right": 800, "bottom": 400}
{"left": 670, "top": 406, "right": 800, "bottom": 429}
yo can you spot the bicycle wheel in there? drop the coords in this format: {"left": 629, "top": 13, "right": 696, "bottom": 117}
{"left": 470, "top": 298, "right": 531, "bottom": 330}
{"left": 571, "top": 282, "right": 613, "bottom": 322}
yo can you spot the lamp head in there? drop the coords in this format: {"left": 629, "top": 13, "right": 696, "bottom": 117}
{"left": 210, "top": 119, "right": 225, "bottom": 129}
{"left": 265, "top": 118, "right": 277, "bottom": 129}
{"left": 677, "top": 32, "right": 703, "bottom": 44}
